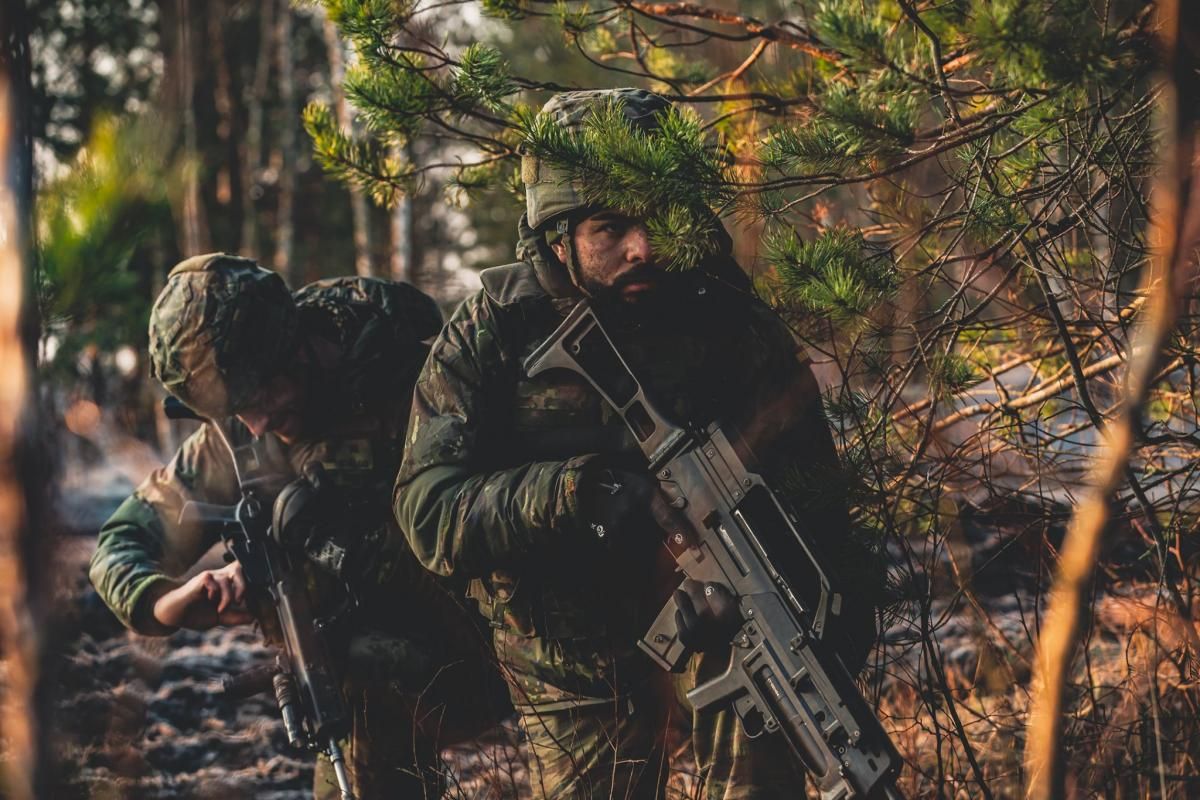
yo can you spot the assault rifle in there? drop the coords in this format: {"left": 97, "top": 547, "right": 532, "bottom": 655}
{"left": 164, "top": 396, "right": 356, "bottom": 800}
{"left": 525, "top": 302, "right": 905, "bottom": 800}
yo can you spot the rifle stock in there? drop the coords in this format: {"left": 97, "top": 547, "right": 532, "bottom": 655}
{"left": 525, "top": 302, "right": 905, "bottom": 800}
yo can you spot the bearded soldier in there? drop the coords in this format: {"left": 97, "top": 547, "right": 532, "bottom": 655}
{"left": 90, "top": 254, "right": 506, "bottom": 798}
{"left": 394, "top": 89, "right": 877, "bottom": 800}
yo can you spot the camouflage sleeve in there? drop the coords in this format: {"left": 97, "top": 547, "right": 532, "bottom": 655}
{"left": 394, "top": 292, "right": 587, "bottom": 578}
{"left": 89, "top": 424, "right": 239, "bottom": 635}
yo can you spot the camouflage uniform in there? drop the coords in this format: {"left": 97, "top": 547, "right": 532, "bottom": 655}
{"left": 91, "top": 255, "right": 508, "bottom": 799}
{"left": 395, "top": 207, "right": 867, "bottom": 800}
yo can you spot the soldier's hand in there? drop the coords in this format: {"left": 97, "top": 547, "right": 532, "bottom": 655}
{"left": 577, "top": 466, "right": 679, "bottom": 546}
{"left": 272, "top": 463, "right": 333, "bottom": 551}
{"left": 273, "top": 464, "right": 365, "bottom": 580}
{"left": 151, "top": 561, "right": 253, "bottom": 630}
{"left": 674, "top": 578, "right": 741, "bottom": 652}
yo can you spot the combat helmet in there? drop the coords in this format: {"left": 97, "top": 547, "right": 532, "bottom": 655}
{"left": 148, "top": 253, "right": 299, "bottom": 418}
{"left": 522, "top": 88, "right": 672, "bottom": 232}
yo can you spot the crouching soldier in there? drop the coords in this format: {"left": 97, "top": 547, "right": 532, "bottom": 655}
{"left": 90, "top": 254, "right": 509, "bottom": 798}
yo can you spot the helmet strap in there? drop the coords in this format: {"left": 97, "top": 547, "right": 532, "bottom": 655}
{"left": 555, "top": 216, "right": 592, "bottom": 297}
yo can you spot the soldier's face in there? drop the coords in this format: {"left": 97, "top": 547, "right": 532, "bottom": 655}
{"left": 552, "top": 211, "right": 667, "bottom": 303}
{"left": 236, "top": 371, "right": 306, "bottom": 442}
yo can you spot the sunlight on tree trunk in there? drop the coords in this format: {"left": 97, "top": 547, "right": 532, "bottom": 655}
{"left": 1024, "top": 2, "right": 1200, "bottom": 796}
{"left": 178, "top": 0, "right": 208, "bottom": 255}
{"left": 0, "top": 3, "right": 44, "bottom": 793}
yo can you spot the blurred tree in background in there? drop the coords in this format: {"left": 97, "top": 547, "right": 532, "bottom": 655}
{"left": 31, "top": 0, "right": 496, "bottom": 457}
{"left": 27, "top": 0, "right": 1200, "bottom": 796}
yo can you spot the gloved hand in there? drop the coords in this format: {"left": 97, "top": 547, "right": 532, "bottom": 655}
{"left": 272, "top": 463, "right": 335, "bottom": 549}
{"left": 576, "top": 465, "right": 665, "bottom": 545}
{"left": 272, "top": 463, "right": 364, "bottom": 580}
{"left": 674, "top": 578, "right": 741, "bottom": 652}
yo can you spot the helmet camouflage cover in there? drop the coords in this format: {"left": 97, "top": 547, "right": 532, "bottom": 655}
{"left": 522, "top": 87, "right": 672, "bottom": 230}
{"left": 148, "top": 253, "right": 299, "bottom": 418}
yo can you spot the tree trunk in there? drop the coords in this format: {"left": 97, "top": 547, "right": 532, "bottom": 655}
{"left": 0, "top": 1, "right": 51, "bottom": 796}
{"left": 178, "top": 0, "right": 209, "bottom": 255}
{"left": 240, "top": 0, "right": 274, "bottom": 258}
{"left": 321, "top": 13, "right": 373, "bottom": 277}
{"left": 206, "top": 0, "right": 238, "bottom": 212}
{"left": 390, "top": 142, "right": 413, "bottom": 283}
{"left": 273, "top": 1, "right": 296, "bottom": 282}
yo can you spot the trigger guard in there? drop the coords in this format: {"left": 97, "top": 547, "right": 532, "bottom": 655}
{"left": 733, "top": 695, "right": 769, "bottom": 738}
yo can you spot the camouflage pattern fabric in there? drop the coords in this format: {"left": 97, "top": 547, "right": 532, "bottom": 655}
{"left": 522, "top": 88, "right": 672, "bottom": 229}
{"left": 520, "top": 656, "right": 803, "bottom": 800}
{"left": 148, "top": 253, "right": 299, "bottom": 419}
{"left": 395, "top": 219, "right": 864, "bottom": 799}
{"left": 93, "top": 276, "right": 508, "bottom": 798}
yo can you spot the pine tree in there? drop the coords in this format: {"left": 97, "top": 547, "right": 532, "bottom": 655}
{"left": 308, "top": 2, "right": 1195, "bottom": 795}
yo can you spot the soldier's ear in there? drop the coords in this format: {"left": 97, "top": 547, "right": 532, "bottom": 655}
{"left": 549, "top": 238, "right": 568, "bottom": 264}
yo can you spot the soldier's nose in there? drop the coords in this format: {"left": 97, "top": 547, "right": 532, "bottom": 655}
{"left": 625, "top": 225, "right": 652, "bottom": 263}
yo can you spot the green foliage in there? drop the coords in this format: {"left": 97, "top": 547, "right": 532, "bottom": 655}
{"left": 321, "top": 0, "right": 408, "bottom": 40}
{"left": 303, "top": 103, "right": 411, "bottom": 207}
{"left": 343, "top": 55, "right": 431, "bottom": 142}
{"left": 761, "top": 82, "right": 917, "bottom": 176}
{"left": 480, "top": 0, "right": 526, "bottom": 19}
{"left": 554, "top": 1, "right": 595, "bottom": 38}
{"left": 968, "top": 0, "right": 1125, "bottom": 87}
{"left": 520, "top": 97, "right": 735, "bottom": 269}
{"left": 29, "top": 0, "right": 160, "bottom": 160}
{"left": 928, "top": 352, "right": 981, "bottom": 398}
{"left": 451, "top": 44, "right": 516, "bottom": 112}
{"left": 811, "top": 0, "right": 904, "bottom": 70}
{"left": 767, "top": 228, "right": 898, "bottom": 323}
{"left": 38, "top": 114, "right": 180, "bottom": 369}
{"left": 644, "top": 46, "right": 715, "bottom": 87}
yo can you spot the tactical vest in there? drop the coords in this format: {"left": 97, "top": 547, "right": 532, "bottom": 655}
{"left": 463, "top": 261, "right": 821, "bottom": 706}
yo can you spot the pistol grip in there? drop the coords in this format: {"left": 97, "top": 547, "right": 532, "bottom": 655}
{"left": 638, "top": 593, "right": 690, "bottom": 672}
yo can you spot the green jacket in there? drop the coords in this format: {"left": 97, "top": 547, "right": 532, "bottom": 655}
{"left": 91, "top": 277, "right": 510, "bottom": 795}
{"left": 91, "top": 277, "right": 471, "bottom": 653}
{"left": 394, "top": 220, "right": 863, "bottom": 709}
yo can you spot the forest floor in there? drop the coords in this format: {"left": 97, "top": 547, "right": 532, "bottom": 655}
{"left": 50, "top": 534, "right": 531, "bottom": 800}
{"left": 36, "top": 426, "right": 1200, "bottom": 799}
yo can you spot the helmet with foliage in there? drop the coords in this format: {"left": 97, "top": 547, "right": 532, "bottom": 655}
{"left": 522, "top": 87, "right": 672, "bottom": 231}
{"left": 148, "top": 253, "right": 299, "bottom": 418}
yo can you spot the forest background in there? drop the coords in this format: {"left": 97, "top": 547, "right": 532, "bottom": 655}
{"left": 2, "top": 0, "right": 1199, "bottom": 797}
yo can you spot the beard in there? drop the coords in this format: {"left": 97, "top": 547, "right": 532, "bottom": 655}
{"left": 585, "top": 264, "right": 682, "bottom": 309}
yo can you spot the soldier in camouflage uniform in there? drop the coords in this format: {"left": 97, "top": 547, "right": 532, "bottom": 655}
{"left": 90, "top": 254, "right": 508, "bottom": 799}
{"left": 394, "top": 89, "right": 875, "bottom": 800}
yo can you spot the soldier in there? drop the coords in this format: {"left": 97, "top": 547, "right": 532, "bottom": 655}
{"left": 90, "top": 254, "right": 507, "bottom": 799}
{"left": 394, "top": 89, "right": 877, "bottom": 800}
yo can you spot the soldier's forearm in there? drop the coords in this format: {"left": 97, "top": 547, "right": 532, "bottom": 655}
{"left": 90, "top": 496, "right": 188, "bottom": 635}
{"left": 394, "top": 457, "right": 590, "bottom": 577}
{"left": 131, "top": 575, "right": 184, "bottom": 635}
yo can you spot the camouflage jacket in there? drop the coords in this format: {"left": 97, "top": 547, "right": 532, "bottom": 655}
{"left": 90, "top": 277, "right": 465, "bottom": 653}
{"left": 394, "top": 219, "right": 862, "bottom": 709}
